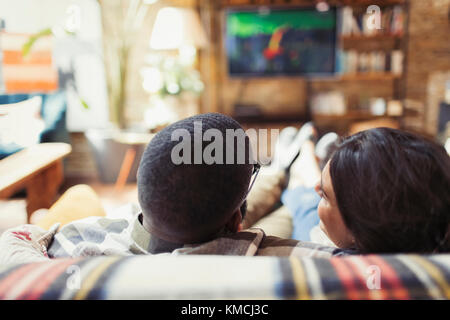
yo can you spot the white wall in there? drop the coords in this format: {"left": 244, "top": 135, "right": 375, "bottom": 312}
{"left": 0, "top": 0, "right": 110, "bottom": 131}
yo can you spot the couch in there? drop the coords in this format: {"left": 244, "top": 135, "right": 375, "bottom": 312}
{"left": 0, "top": 253, "right": 448, "bottom": 300}
{"left": 1, "top": 182, "right": 449, "bottom": 300}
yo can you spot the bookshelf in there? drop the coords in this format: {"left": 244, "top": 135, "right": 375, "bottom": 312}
{"left": 207, "top": 0, "right": 409, "bottom": 134}
{"left": 309, "top": 0, "right": 409, "bottom": 134}
{"left": 313, "top": 111, "right": 402, "bottom": 121}
{"left": 340, "top": 34, "right": 402, "bottom": 41}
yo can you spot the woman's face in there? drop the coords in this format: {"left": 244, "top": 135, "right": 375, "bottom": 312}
{"left": 314, "top": 161, "right": 354, "bottom": 249}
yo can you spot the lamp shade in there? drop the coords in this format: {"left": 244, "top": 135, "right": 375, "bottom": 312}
{"left": 149, "top": 7, "right": 208, "bottom": 50}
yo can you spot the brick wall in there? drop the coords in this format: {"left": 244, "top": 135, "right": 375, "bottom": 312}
{"left": 404, "top": 0, "right": 450, "bottom": 133}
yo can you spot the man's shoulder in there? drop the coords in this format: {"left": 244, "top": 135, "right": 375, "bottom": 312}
{"left": 172, "top": 228, "right": 350, "bottom": 258}
{"left": 259, "top": 235, "right": 300, "bottom": 248}
{"left": 48, "top": 216, "right": 132, "bottom": 258}
{"left": 257, "top": 234, "right": 351, "bottom": 258}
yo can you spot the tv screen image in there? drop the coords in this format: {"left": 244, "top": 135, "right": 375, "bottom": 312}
{"left": 225, "top": 7, "right": 337, "bottom": 76}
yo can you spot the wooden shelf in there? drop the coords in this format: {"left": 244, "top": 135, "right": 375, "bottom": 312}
{"left": 310, "top": 72, "right": 401, "bottom": 82}
{"left": 312, "top": 111, "right": 401, "bottom": 121}
{"left": 234, "top": 112, "right": 306, "bottom": 123}
{"left": 340, "top": 34, "right": 403, "bottom": 51}
{"left": 340, "top": 34, "right": 403, "bottom": 41}
{"left": 339, "top": 72, "right": 401, "bottom": 81}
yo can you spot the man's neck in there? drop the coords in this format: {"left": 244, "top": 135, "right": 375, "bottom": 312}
{"left": 140, "top": 214, "right": 184, "bottom": 254}
{"left": 140, "top": 214, "right": 239, "bottom": 253}
{"left": 147, "top": 235, "right": 184, "bottom": 254}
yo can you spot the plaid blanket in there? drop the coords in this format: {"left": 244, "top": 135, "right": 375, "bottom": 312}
{"left": 3, "top": 214, "right": 349, "bottom": 259}
{"left": 0, "top": 254, "right": 448, "bottom": 299}
{"left": 0, "top": 220, "right": 351, "bottom": 274}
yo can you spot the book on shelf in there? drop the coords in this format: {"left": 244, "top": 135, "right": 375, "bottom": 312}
{"left": 372, "top": 51, "right": 387, "bottom": 72}
{"left": 381, "top": 7, "right": 394, "bottom": 33}
{"left": 391, "top": 6, "right": 405, "bottom": 36}
{"left": 339, "top": 5, "right": 404, "bottom": 37}
{"left": 352, "top": 15, "right": 362, "bottom": 35}
{"left": 358, "top": 52, "right": 370, "bottom": 72}
{"left": 390, "top": 50, "right": 404, "bottom": 75}
{"left": 362, "top": 13, "right": 377, "bottom": 36}
{"left": 337, "top": 50, "right": 402, "bottom": 76}
{"left": 339, "top": 6, "right": 354, "bottom": 36}
{"left": 347, "top": 50, "right": 359, "bottom": 73}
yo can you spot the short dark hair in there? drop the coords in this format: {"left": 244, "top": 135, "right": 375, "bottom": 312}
{"left": 329, "top": 127, "right": 450, "bottom": 253}
{"left": 137, "top": 113, "right": 253, "bottom": 243}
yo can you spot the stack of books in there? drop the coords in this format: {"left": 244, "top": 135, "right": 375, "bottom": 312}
{"left": 339, "top": 5, "right": 405, "bottom": 37}
{"left": 336, "top": 50, "right": 404, "bottom": 75}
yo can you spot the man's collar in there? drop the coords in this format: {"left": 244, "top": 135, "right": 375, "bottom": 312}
{"left": 130, "top": 213, "right": 183, "bottom": 254}
{"left": 172, "top": 228, "right": 266, "bottom": 256}
{"left": 130, "top": 213, "right": 266, "bottom": 255}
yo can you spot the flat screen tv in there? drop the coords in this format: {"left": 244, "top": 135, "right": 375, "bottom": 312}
{"left": 225, "top": 7, "right": 337, "bottom": 76}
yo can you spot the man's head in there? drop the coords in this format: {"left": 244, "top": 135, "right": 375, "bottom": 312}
{"left": 137, "top": 113, "right": 254, "bottom": 244}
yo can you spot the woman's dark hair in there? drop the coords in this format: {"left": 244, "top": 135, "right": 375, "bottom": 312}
{"left": 329, "top": 127, "right": 450, "bottom": 254}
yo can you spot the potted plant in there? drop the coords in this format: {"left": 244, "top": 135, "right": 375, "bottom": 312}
{"left": 85, "top": 0, "right": 159, "bottom": 183}
{"left": 98, "top": 0, "right": 160, "bottom": 129}
{"left": 140, "top": 53, "right": 204, "bottom": 129}
{"left": 22, "top": 0, "right": 160, "bottom": 183}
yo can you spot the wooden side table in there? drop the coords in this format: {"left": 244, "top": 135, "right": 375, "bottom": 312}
{"left": 0, "top": 143, "right": 72, "bottom": 222}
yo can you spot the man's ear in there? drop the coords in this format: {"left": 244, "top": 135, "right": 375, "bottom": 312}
{"left": 225, "top": 209, "right": 243, "bottom": 233}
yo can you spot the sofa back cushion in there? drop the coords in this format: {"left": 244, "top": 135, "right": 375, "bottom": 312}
{"left": 0, "top": 96, "right": 44, "bottom": 157}
{"left": 0, "top": 91, "right": 69, "bottom": 159}
{"left": 0, "top": 254, "right": 448, "bottom": 300}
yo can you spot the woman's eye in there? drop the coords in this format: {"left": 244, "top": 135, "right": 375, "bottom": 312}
{"left": 319, "top": 190, "right": 328, "bottom": 202}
